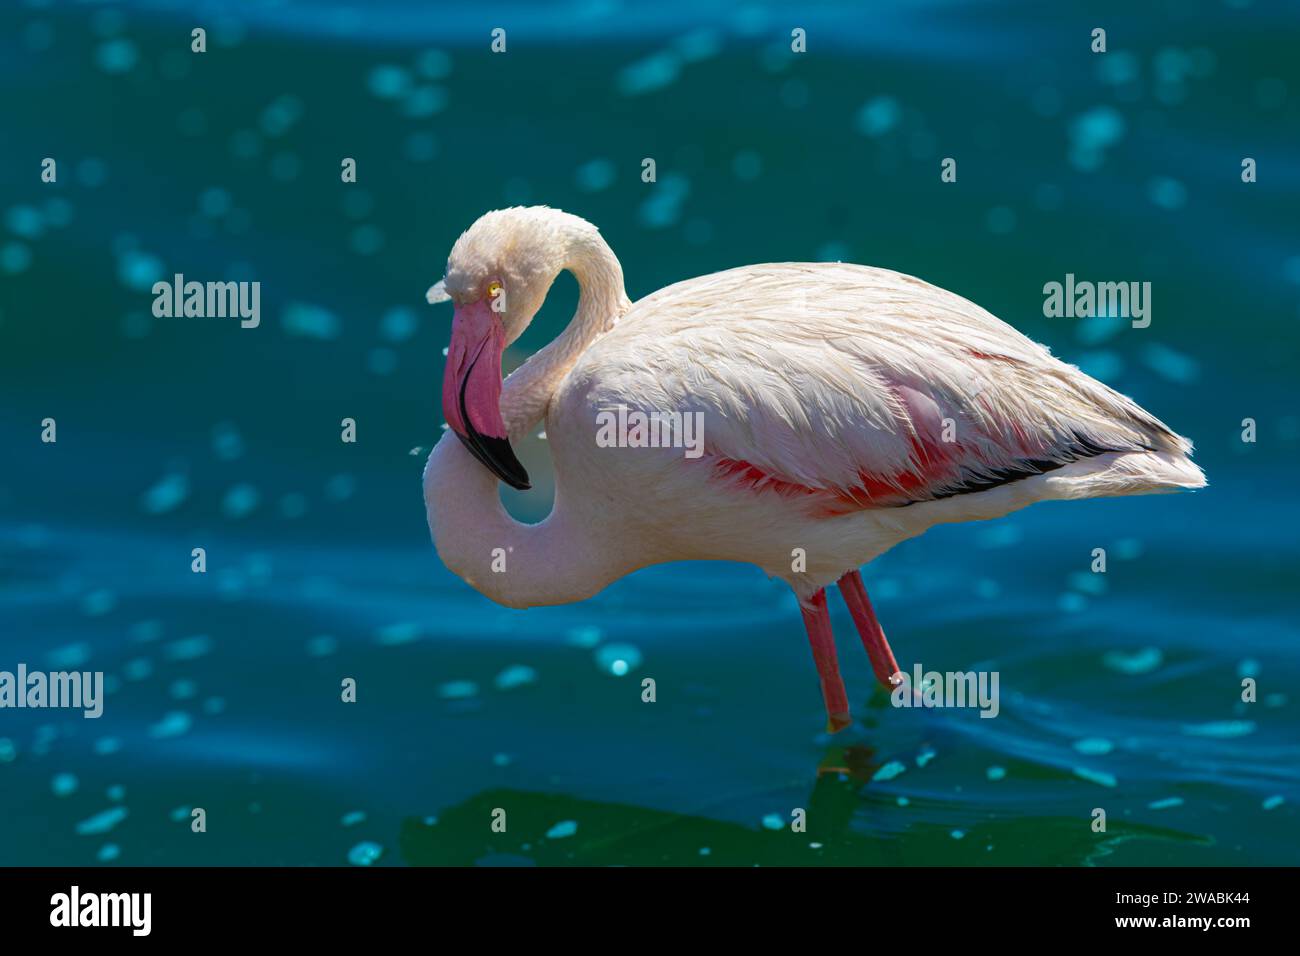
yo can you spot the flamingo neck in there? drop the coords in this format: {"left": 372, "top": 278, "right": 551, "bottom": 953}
{"left": 500, "top": 234, "right": 630, "bottom": 438}
{"left": 424, "top": 230, "right": 631, "bottom": 608}
{"left": 424, "top": 433, "right": 611, "bottom": 607}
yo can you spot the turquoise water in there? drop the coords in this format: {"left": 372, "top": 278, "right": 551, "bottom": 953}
{"left": 1, "top": 0, "right": 1298, "bottom": 866}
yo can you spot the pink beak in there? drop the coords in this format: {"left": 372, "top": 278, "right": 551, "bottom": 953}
{"left": 441, "top": 299, "right": 530, "bottom": 489}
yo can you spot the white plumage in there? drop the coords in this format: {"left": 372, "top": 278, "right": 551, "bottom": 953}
{"left": 424, "top": 207, "right": 1204, "bottom": 731}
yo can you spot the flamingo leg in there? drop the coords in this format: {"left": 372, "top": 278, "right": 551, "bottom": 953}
{"left": 837, "top": 570, "right": 902, "bottom": 688}
{"left": 799, "top": 589, "right": 852, "bottom": 733}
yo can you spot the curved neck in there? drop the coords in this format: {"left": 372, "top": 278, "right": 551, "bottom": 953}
{"left": 501, "top": 236, "right": 630, "bottom": 439}
{"left": 425, "top": 232, "right": 631, "bottom": 608}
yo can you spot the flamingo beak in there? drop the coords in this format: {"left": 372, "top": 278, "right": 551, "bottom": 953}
{"left": 441, "top": 298, "right": 531, "bottom": 490}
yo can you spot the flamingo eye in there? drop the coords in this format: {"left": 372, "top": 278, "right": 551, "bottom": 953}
{"left": 486, "top": 280, "right": 503, "bottom": 299}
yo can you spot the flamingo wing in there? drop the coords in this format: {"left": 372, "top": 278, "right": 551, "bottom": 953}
{"left": 577, "top": 263, "right": 1198, "bottom": 513}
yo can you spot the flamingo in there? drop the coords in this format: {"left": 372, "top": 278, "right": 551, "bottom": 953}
{"left": 423, "top": 207, "right": 1205, "bottom": 732}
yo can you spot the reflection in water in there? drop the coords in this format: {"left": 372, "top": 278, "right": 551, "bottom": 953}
{"left": 399, "top": 781, "right": 1207, "bottom": 867}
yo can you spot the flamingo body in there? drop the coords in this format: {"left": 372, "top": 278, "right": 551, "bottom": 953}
{"left": 423, "top": 207, "right": 1204, "bottom": 731}
{"left": 546, "top": 261, "right": 1202, "bottom": 594}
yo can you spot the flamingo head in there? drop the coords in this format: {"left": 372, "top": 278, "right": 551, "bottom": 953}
{"left": 426, "top": 207, "right": 595, "bottom": 490}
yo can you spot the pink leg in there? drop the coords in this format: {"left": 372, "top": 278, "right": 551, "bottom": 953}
{"left": 837, "top": 570, "right": 902, "bottom": 688}
{"left": 799, "top": 589, "right": 852, "bottom": 733}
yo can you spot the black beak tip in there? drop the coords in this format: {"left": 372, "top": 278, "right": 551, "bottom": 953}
{"left": 499, "top": 463, "right": 531, "bottom": 491}
{"left": 455, "top": 350, "right": 531, "bottom": 490}
{"left": 456, "top": 429, "right": 531, "bottom": 491}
